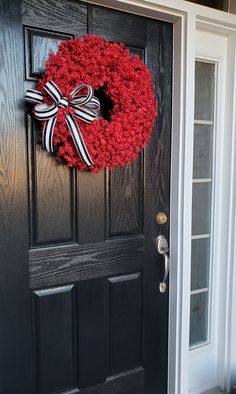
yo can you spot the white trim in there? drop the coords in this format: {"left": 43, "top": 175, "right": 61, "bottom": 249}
{"left": 192, "top": 178, "right": 212, "bottom": 183}
{"left": 218, "top": 31, "right": 236, "bottom": 393}
{"left": 208, "top": 56, "right": 228, "bottom": 386}
{"left": 191, "top": 234, "right": 210, "bottom": 240}
{"left": 190, "top": 288, "right": 208, "bottom": 295}
{"left": 84, "top": 1, "right": 236, "bottom": 393}
{"left": 189, "top": 380, "right": 219, "bottom": 394}
{"left": 167, "top": 14, "right": 186, "bottom": 394}
{"left": 178, "top": 11, "right": 196, "bottom": 394}
{"left": 189, "top": 30, "right": 229, "bottom": 393}
{"left": 194, "top": 120, "right": 214, "bottom": 125}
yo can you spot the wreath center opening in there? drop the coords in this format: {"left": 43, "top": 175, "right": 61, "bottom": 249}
{"left": 95, "top": 87, "right": 113, "bottom": 122}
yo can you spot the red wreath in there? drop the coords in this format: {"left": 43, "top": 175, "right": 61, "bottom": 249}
{"left": 32, "top": 35, "right": 157, "bottom": 172}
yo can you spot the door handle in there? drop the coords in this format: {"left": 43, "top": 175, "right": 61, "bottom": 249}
{"left": 154, "top": 235, "right": 169, "bottom": 293}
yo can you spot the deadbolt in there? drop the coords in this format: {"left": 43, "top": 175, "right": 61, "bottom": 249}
{"left": 156, "top": 212, "right": 168, "bottom": 225}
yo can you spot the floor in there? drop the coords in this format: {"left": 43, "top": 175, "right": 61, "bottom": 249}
{"left": 202, "top": 388, "right": 227, "bottom": 394}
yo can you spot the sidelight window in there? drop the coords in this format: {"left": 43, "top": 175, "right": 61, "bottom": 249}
{"left": 190, "top": 61, "right": 216, "bottom": 348}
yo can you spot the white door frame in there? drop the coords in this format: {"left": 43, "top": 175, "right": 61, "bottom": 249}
{"left": 84, "top": 1, "right": 236, "bottom": 393}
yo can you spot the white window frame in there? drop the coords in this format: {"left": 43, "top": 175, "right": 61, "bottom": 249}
{"left": 85, "top": 1, "right": 236, "bottom": 393}
{"left": 189, "top": 32, "right": 228, "bottom": 392}
{"left": 190, "top": 57, "right": 218, "bottom": 352}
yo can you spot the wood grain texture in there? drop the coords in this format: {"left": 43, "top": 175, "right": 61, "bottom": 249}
{"left": 27, "top": 116, "right": 76, "bottom": 246}
{"left": 24, "top": 26, "right": 73, "bottom": 80}
{"left": 91, "top": 11, "right": 146, "bottom": 240}
{"left": 78, "top": 278, "right": 108, "bottom": 389}
{"left": 108, "top": 153, "right": 143, "bottom": 237}
{"left": 78, "top": 170, "right": 106, "bottom": 244}
{"left": 22, "top": 0, "right": 87, "bottom": 36}
{"left": 0, "top": 2, "right": 33, "bottom": 392}
{"left": 34, "top": 148, "right": 75, "bottom": 245}
{"left": 1, "top": 2, "right": 173, "bottom": 392}
{"left": 108, "top": 273, "right": 142, "bottom": 374}
{"left": 33, "top": 285, "right": 77, "bottom": 394}
{"left": 29, "top": 236, "right": 144, "bottom": 288}
{"left": 90, "top": 6, "right": 146, "bottom": 46}
{"left": 143, "top": 20, "right": 172, "bottom": 394}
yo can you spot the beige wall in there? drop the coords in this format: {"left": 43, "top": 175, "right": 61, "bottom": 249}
{"left": 229, "top": 0, "right": 236, "bottom": 13}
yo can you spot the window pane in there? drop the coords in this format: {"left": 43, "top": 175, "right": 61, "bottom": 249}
{"left": 193, "top": 125, "right": 213, "bottom": 179}
{"left": 192, "top": 183, "right": 212, "bottom": 236}
{"left": 194, "top": 62, "right": 215, "bottom": 121}
{"left": 191, "top": 238, "right": 210, "bottom": 291}
{"left": 190, "top": 61, "right": 215, "bottom": 349}
{"left": 190, "top": 292, "right": 208, "bottom": 346}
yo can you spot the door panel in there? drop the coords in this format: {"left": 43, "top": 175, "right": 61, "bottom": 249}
{"left": 24, "top": 27, "right": 74, "bottom": 80}
{"left": 108, "top": 158, "right": 143, "bottom": 237}
{"left": 27, "top": 116, "right": 77, "bottom": 246}
{"left": 33, "top": 285, "right": 77, "bottom": 394}
{"left": 78, "top": 278, "right": 108, "bottom": 389}
{"left": 0, "top": 1, "right": 172, "bottom": 393}
{"left": 108, "top": 273, "right": 142, "bottom": 374}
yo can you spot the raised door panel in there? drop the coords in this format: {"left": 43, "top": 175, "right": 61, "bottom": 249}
{"left": 108, "top": 157, "right": 143, "bottom": 237}
{"left": 33, "top": 285, "right": 77, "bottom": 394}
{"left": 27, "top": 115, "right": 76, "bottom": 246}
{"left": 108, "top": 273, "right": 142, "bottom": 374}
{"left": 32, "top": 276, "right": 143, "bottom": 393}
{"left": 78, "top": 278, "right": 108, "bottom": 389}
{"left": 24, "top": 27, "right": 73, "bottom": 80}
{"left": 78, "top": 170, "right": 106, "bottom": 244}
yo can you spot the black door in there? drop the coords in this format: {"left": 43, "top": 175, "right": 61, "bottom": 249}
{"left": 0, "top": 1, "right": 172, "bottom": 393}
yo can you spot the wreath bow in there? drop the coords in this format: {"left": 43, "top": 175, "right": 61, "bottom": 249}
{"left": 25, "top": 81, "right": 100, "bottom": 166}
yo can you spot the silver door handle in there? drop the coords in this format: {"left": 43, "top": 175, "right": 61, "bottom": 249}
{"left": 154, "top": 235, "right": 169, "bottom": 293}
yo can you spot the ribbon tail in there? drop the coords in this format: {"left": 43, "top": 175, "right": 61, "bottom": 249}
{"left": 25, "top": 89, "right": 44, "bottom": 104}
{"left": 65, "top": 114, "right": 94, "bottom": 166}
{"left": 42, "top": 117, "right": 57, "bottom": 153}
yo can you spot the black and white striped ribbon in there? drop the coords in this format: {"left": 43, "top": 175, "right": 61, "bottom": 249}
{"left": 25, "top": 81, "right": 100, "bottom": 166}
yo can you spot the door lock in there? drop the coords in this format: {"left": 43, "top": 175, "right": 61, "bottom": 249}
{"left": 155, "top": 212, "right": 168, "bottom": 225}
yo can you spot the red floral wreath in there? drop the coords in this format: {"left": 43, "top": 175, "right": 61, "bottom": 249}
{"left": 34, "top": 35, "right": 157, "bottom": 172}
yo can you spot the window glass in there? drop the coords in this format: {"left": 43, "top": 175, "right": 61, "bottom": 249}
{"left": 190, "top": 61, "right": 215, "bottom": 348}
